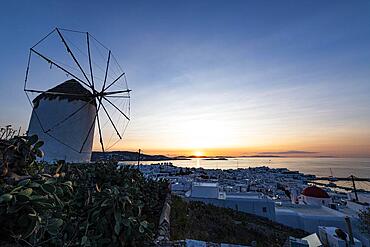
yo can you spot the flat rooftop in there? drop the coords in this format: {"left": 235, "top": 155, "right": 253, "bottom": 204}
{"left": 193, "top": 182, "right": 218, "bottom": 187}
{"left": 227, "top": 195, "right": 263, "bottom": 200}
{"left": 276, "top": 204, "right": 346, "bottom": 217}
{"left": 226, "top": 192, "right": 265, "bottom": 200}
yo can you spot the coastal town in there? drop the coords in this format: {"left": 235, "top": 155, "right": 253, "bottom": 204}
{"left": 130, "top": 162, "right": 370, "bottom": 246}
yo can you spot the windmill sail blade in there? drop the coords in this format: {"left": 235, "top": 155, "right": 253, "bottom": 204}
{"left": 104, "top": 95, "right": 130, "bottom": 98}
{"left": 31, "top": 28, "right": 57, "bottom": 49}
{"left": 45, "top": 132, "right": 81, "bottom": 153}
{"left": 30, "top": 48, "right": 91, "bottom": 89}
{"left": 104, "top": 89, "right": 131, "bottom": 96}
{"left": 79, "top": 99, "right": 101, "bottom": 153}
{"left": 103, "top": 96, "right": 130, "bottom": 121}
{"left": 24, "top": 50, "right": 32, "bottom": 90}
{"left": 56, "top": 28, "right": 92, "bottom": 87}
{"left": 96, "top": 97, "right": 130, "bottom": 152}
{"left": 96, "top": 110, "right": 104, "bottom": 152}
{"left": 25, "top": 89, "right": 92, "bottom": 97}
{"left": 102, "top": 50, "right": 111, "bottom": 91}
{"left": 104, "top": 72, "right": 125, "bottom": 92}
{"left": 44, "top": 97, "right": 96, "bottom": 133}
{"left": 95, "top": 97, "right": 105, "bottom": 152}
{"left": 87, "top": 33, "right": 95, "bottom": 89}
{"left": 25, "top": 92, "right": 47, "bottom": 132}
{"left": 100, "top": 102, "right": 122, "bottom": 139}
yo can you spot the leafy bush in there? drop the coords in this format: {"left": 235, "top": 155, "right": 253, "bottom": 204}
{"left": 359, "top": 207, "right": 370, "bottom": 234}
{"left": 0, "top": 177, "right": 73, "bottom": 245}
{"left": 0, "top": 134, "right": 44, "bottom": 179}
{"left": 0, "top": 155, "right": 168, "bottom": 246}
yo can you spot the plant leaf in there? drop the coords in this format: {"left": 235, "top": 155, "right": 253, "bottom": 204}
{"left": 81, "top": 236, "right": 88, "bottom": 245}
{"left": 41, "top": 184, "right": 56, "bottom": 194}
{"left": 47, "top": 218, "right": 63, "bottom": 235}
{"left": 18, "top": 179, "right": 31, "bottom": 187}
{"left": 18, "top": 188, "right": 33, "bottom": 197}
{"left": 34, "top": 140, "right": 44, "bottom": 149}
{"left": 0, "top": 193, "right": 13, "bottom": 203}
{"left": 114, "top": 222, "right": 121, "bottom": 235}
{"left": 28, "top": 135, "right": 38, "bottom": 145}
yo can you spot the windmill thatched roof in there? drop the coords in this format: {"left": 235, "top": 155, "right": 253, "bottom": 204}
{"left": 33, "top": 79, "right": 96, "bottom": 108}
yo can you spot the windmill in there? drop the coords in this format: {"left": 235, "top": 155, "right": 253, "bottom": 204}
{"left": 25, "top": 28, "right": 131, "bottom": 162}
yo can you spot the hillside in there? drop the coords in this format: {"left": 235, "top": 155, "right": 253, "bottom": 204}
{"left": 171, "top": 196, "right": 307, "bottom": 247}
{"left": 91, "top": 151, "right": 175, "bottom": 162}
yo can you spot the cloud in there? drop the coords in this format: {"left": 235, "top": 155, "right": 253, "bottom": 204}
{"left": 257, "top": 150, "right": 319, "bottom": 155}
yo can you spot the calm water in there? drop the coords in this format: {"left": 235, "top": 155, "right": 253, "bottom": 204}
{"left": 130, "top": 157, "right": 370, "bottom": 178}
{"left": 129, "top": 157, "right": 370, "bottom": 190}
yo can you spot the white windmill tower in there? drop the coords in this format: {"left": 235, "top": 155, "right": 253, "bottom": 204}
{"left": 25, "top": 28, "right": 131, "bottom": 163}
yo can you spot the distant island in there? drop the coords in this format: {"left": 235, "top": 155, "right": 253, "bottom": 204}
{"left": 92, "top": 151, "right": 170, "bottom": 161}
{"left": 239, "top": 155, "right": 282, "bottom": 158}
{"left": 91, "top": 151, "right": 189, "bottom": 162}
{"left": 239, "top": 155, "right": 337, "bottom": 158}
{"left": 203, "top": 157, "right": 228, "bottom": 160}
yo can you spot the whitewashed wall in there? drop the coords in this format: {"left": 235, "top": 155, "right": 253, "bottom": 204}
{"left": 187, "top": 197, "right": 276, "bottom": 220}
{"left": 276, "top": 206, "right": 370, "bottom": 247}
{"left": 28, "top": 97, "right": 96, "bottom": 163}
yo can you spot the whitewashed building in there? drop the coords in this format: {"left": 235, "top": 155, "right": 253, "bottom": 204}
{"left": 275, "top": 204, "right": 370, "bottom": 246}
{"left": 190, "top": 182, "right": 220, "bottom": 199}
{"left": 318, "top": 226, "right": 361, "bottom": 247}
{"left": 187, "top": 182, "right": 276, "bottom": 220}
{"left": 28, "top": 79, "right": 96, "bottom": 163}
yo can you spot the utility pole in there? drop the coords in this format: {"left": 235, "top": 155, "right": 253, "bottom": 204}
{"left": 350, "top": 175, "right": 359, "bottom": 202}
{"left": 137, "top": 149, "right": 141, "bottom": 168}
{"left": 345, "top": 216, "right": 355, "bottom": 246}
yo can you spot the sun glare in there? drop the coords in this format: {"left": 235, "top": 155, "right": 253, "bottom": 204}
{"left": 194, "top": 151, "right": 204, "bottom": 157}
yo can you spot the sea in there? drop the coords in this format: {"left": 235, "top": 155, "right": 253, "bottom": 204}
{"left": 125, "top": 157, "right": 370, "bottom": 191}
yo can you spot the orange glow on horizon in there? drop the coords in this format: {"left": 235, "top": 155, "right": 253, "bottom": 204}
{"left": 193, "top": 151, "right": 204, "bottom": 157}
{"left": 92, "top": 125, "right": 370, "bottom": 158}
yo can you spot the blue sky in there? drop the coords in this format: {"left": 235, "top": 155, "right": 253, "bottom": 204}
{"left": 1, "top": 0, "right": 370, "bottom": 156}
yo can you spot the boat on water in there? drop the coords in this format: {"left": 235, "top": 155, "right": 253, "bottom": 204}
{"left": 328, "top": 168, "right": 339, "bottom": 182}
{"left": 327, "top": 182, "right": 337, "bottom": 187}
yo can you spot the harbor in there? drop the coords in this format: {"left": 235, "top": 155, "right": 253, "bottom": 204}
{"left": 125, "top": 157, "right": 370, "bottom": 191}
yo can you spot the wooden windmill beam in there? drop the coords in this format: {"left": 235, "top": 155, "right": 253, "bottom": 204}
{"left": 30, "top": 48, "right": 91, "bottom": 90}
{"left": 55, "top": 28, "right": 92, "bottom": 87}
{"left": 103, "top": 72, "right": 125, "bottom": 92}
{"left": 103, "top": 96, "right": 130, "bottom": 121}
{"left": 102, "top": 50, "right": 111, "bottom": 92}
{"left": 87, "top": 32, "right": 95, "bottom": 90}
{"left": 79, "top": 99, "right": 102, "bottom": 153}
{"left": 100, "top": 102, "right": 122, "bottom": 139}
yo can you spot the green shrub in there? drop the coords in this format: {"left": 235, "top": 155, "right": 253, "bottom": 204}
{"left": 1, "top": 134, "right": 44, "bottom": 179}
{"left": 359, "top": 207, "right": 370, "bottom": 234}
{"left": 0, "top": 161, "right": 168, "bottom": 246}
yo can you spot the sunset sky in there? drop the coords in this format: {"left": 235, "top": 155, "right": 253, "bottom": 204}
{"left": 1, "top": 1, "right": 370, "bottom": 157}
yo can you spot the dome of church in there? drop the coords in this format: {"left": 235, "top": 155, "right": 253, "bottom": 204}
{"left": 302, "top": 186, "right": 330, "bottom": 198}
